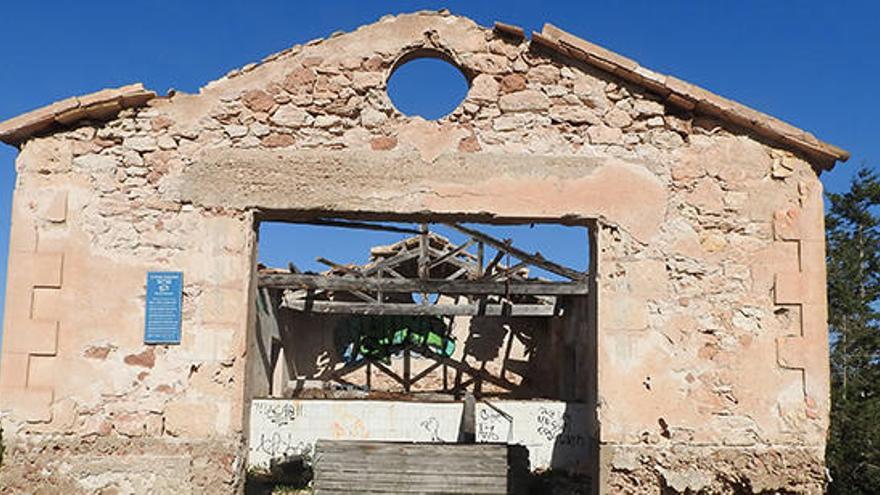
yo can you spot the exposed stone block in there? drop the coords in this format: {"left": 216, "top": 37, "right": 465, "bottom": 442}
{"left": 72, "top": 153, "right": 118, "bottom": 174}
{"left": 633, "top": 99, "right": 664, "bottom": 116}
{"left": 498, "top": 90, "right": 550, "bottom": 112}
{"left": 18, "top": 137, "right": 72, "bottom": 174}
{"left": 468, "top": 53, "right": 508, "bottom": 74}
{"left": 549, "top": 105, "right": 600, "bottom": 124}
{"left": 370, "top": 135, "right": 397, "bottom": 150}
{"left": 604, "top": 108, "right": 632, "bottom": 128}
{"left": 123, "top": 136, "right": 158, "bottom": 152}
{"left": 499, "top": 74, "right": 526, "bottom": 94}
{"left": 587, "top": 125, "right": 623, "bottom": 145}
{"left": 261, "top": 133, "right": 295, "bottom": 148}
{"left": 270, "top": 106, "right": 312, "bottom": 127}
{"left": 123, "top": 348, "right": 156, "bottom": 369}
{"left": 469, "top": 74, "right": 500, "bottom": 101}
{"left": 240, "top": 89, "right": 275, "bottom": 113}
{"left": 283, "top": 67, "right": 317, "bottom": 92}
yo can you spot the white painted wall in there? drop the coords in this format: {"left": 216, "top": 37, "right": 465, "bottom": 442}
{"left": 476, "top": 401, "right": 589, "bottom": 472}
{"left": 248, "top": 399, "right": 590, "bottom": 473}
{"left": 248, "top": 399, "right": 463, "bottom": 470}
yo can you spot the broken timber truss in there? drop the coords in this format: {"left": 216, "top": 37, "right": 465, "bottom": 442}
{"left": 258, "top": 221, "right": 588, "bottom": 317}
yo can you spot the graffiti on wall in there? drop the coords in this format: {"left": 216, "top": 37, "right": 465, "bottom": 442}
{"left": 248, "top": 399, "right": 589, "bottom": 472}
{"left": 420, "top": 416, "right": 442, "bottom": 442}
{"left": 475, "top": 401, "right": 589, "bottom": 471}
{"left": 335, "top": 315, "right": 455, "bottom": 363}
{"left": 248, "top": 399, "right": 463, "bottom": 470}
{"left": 254, "top": 400, "right": 301, "bottom": 427}
{"left": 536, "top": 406, "right": 587, "bottom": 447}
{"left": 477, "top": 407, "right": 511, "bottom": 443}
{"left": 255, "top": 431, "right": 314, "bottom": 459}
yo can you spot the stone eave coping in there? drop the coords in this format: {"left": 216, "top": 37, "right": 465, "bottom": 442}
{"left": 521, "top": 23, "right": 850, "bottom": 167}
{"left": 0, "top": 83, "right": 156, "bottom": 147}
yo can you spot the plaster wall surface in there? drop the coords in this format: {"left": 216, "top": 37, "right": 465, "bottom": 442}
{"left": 0, "top": 11, "right": 833, "bottom": 493}
{"left": 247, "top": 399, "right": 590, "bottom": 474}
{"left": 247, "top": 399, "right": 463, "bottom": 470}
{"left": 476, "top": 401, "right": 590, "bottom": 472}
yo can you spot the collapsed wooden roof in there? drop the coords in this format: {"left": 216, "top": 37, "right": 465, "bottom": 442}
{"left": 258, "top": 222, "right": 588, "bottom": 317}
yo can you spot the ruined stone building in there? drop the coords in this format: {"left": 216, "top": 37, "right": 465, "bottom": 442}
{"left": 0, "top": 11, "right": 849, "bottom": 494}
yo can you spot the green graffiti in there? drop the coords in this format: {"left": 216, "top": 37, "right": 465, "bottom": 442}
{"left": 337, "top": 315, "right": 455, "bottom": 363}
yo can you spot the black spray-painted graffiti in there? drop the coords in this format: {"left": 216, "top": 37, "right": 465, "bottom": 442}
{"left": 255, "top": 401, "right": 300, "bottom": 427}
{"left": 536, "top": 407, "right": 586, "bottom": 446}
{"left": 254, "top": 431, "right": 313, "bottom": 459}
{"left": 478, "top": 408, "right": 505, "bottom": 442}
{"left": 420, "top": 416, "right": 442, "bottom": 442}
{"left": 536, "top": 407, "right": 566, "bottom": 441}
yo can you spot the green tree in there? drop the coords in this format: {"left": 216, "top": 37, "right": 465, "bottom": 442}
{"left": 826, "top": 167, "right": 880, "bottom": 493}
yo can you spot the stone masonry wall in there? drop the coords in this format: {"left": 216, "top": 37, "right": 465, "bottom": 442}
{"left": 0, "top": 11, "right": 830, "bottom": 493}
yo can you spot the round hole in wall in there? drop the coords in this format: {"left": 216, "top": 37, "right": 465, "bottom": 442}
{"left": 387, "top": 51, "right": 470, "bottom": 120}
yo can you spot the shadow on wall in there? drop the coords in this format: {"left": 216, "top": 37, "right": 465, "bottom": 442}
{"left": 271, "top": 306, "right": 573, "bottom": 399}
{"left": 530, "top": 402, "right": 593, "bottom": 494}
{"left": 463, "top": 316, "right": 557, "bottom": 397}
{"left": 548, "top": 403, "right": 589, "bottom": 471}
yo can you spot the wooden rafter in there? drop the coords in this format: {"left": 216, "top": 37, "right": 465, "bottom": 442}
{"left": 259, "top": 273, "right": 588, "bottom": 295}
{"left": 446, "top": 223, "right": 586, "bottom": 281}
{"left": 362, "top": 250, "right": 419, "bottom": 277}
{"left": 482, "top": 247, "right": 507, "bottom": 279}
{"left": 262, "top": 221, "right": 587, "bottom": 317}
{"left": 301, "top": 218, "right": 423, "bottom": 235}
{"left": 319, "top": 342, "right": 520, "bottom": 396}
{"left": 282, "top": 300, "right": 562, "bottom": 317}
{"left": 428, "top": 239, "right": 475, "bottom": 270}
{"left": 316, "top": 257, "right": 362, "bottom": 276}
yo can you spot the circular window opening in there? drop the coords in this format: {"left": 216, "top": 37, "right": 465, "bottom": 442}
{"left": 387, "top": 56, "right": 469, "bottom": 120}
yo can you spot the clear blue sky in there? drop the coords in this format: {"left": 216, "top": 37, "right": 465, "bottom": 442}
{"left": 0, "top": 1, "right": 877, "bottom": 322}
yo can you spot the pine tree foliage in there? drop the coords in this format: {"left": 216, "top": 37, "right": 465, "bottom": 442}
{"left": 826, "top": 167, "right": 880, "bottom": 493}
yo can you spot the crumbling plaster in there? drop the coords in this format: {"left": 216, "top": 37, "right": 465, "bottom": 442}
{"left": 0, "top": 10, "right": 840, "bottom": 493}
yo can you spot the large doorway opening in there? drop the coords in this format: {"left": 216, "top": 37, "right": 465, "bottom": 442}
{"left": 246, "top": 215, "right": 598, "bottom": 491}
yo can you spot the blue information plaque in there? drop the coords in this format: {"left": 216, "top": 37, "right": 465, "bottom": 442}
{"left": 144, "top": 271, "right": 183, "bottom": 344}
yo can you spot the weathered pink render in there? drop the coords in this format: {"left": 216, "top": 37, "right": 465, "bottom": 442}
{"left": 0, "top": 11, "right": 848, "bottom": 494}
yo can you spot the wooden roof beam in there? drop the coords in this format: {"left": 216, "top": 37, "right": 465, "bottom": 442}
{"left": 260, "top": 273, "right": 588, "bottom": 295}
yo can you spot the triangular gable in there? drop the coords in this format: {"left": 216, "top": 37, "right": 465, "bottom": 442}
{"left": 0, "top": 13, "right": 849, "bottom": 168}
